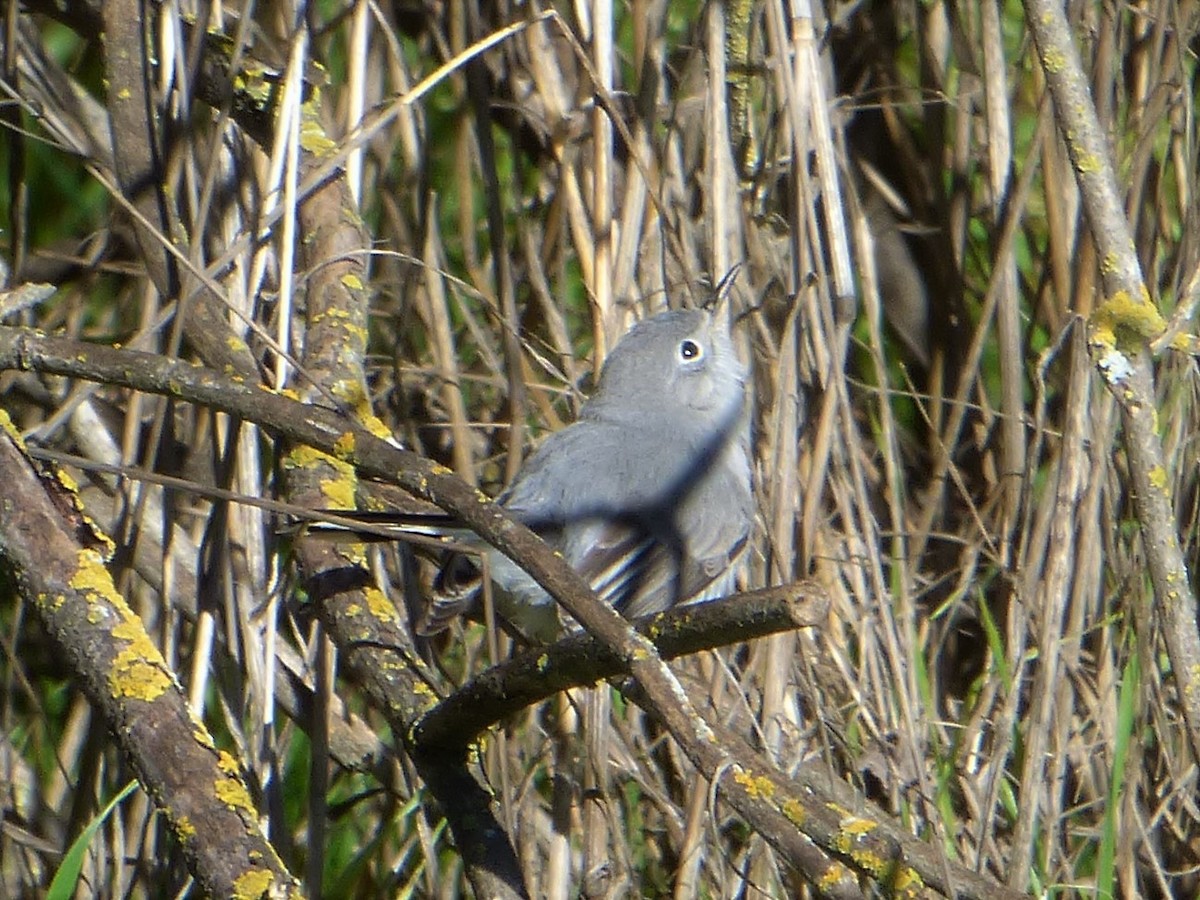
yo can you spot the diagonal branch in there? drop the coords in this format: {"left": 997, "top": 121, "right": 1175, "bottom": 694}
{"left": 1022, "top": 0, "right": 1200, "bottom": 770}
{"left": 0, "top": 417, "right": 299, "bottom": 898}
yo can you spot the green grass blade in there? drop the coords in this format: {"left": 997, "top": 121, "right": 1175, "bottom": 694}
{"left": 1095, "top": 649, "right": 1139, "bottom": 899}
{"left": 46, "top": 779, "right": 139, "bottom": 900}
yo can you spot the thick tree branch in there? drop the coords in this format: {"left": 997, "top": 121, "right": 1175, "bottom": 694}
{"left": 0, "top": 417, "right": 299, "bottom": 898}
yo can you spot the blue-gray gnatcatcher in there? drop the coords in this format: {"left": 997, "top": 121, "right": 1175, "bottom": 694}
{"left": 424, "top": 307, "right": 754, "bottom": 639}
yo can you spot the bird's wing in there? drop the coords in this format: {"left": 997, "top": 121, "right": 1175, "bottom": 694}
{"left": 562, "top": 499, "right": 750, "bottom": 620}
{"left": 423, "top": 418, "right": 753, "bottom": 631}
{"left": 419, "top": 555, "right": 474, "bottom": 635}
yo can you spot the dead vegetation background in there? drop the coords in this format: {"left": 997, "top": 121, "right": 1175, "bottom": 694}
{"left": 1, "top": 0, "right": 1200, "bottom": 897}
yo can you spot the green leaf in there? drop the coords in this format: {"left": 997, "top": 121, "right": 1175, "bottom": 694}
{"left": 46, "top": 779, "right": 139, "bottom": 900}
{"left": 1095, "top": 650, "right": 1139, "bottom": 900}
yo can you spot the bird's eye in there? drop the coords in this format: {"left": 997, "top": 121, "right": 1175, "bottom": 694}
{"left": 679, "top": 339, "right": 703, "bottom": 361}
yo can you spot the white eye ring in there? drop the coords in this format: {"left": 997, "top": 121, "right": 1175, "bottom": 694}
{"left": 679, "top": 338, "right": 703, "bottom": 361}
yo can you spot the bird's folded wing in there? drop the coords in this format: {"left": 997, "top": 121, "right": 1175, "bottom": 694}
{"left": 566, "top": 518, "right": 747, "bottom": 620}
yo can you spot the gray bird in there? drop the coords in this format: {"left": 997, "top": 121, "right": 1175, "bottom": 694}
{"left": 426, "top": 307, "right": 754, "bottom": 640}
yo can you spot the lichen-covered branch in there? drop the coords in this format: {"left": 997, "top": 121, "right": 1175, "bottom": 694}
{"left": 273, "top": 72, "right": 531, "bottom": 891}
{"left": 1022, "top": 0, "right": 1200, "bottom": 769}
{"left": 0, "top": 414, "right": 299, "bottom": 899}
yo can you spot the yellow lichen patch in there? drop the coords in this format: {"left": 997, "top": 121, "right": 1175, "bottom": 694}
{"left": 69, "top": 549, "right": 127, "bottom": 608}
{"left": 732, "top": 767, "right": 775, "bottom": 800}
{"left": 299, "top": 95, "right": 337, "bottom": 156}
{"left": 218, "top": 750, "right": 241, "bottom": 775}
{"left": 193, "top": 729, "right": 216, "bottom": 750}
{"left": 320, "top": 474, "right": 356, "bottom": 510}
{"left": 214, "top": 777, "right": 257, "bottom": 817}
{"left": 345, "top": 602, "right": 362, "bottom": 617}
{"left": 339, "top": 543, "right": 368, "bottom": 569}
{"left": 175, "top": 815, "right": 196, "bottom": 840}
{"left": 318, "top": 308, "right": 369, "bottom": 344}
{"left": 1148, "top": 466, "right": 1168, "bottom": 491}
{"left": 330, "top": 378, "right": 367, "bottom": 408}
{"left": 226, "top": 335, "right": 249, "bottom": 354}
{"left": 333, "top": 431, "right": 356, "bottom": 460}
{"left": 346, "top": 321, "right": 369, "bottom": 346}
{"left": 363, "top": 586, "right": 399, "bottom": 623}
{"left": 361, "top": 414, "right": 393, "bottom": 441}
{"left": 0, "top": 408, "right": 24, "bottom": 443}
{"left": 781, "top": 797, "right": 807, "bottom": 827}
{"left": 831, "top": 813, "right": 889, "bottom": 874}
{"left": 56, "top": 468, "right": 79, "bottom": 492}
{"left": 817, "top": 862, "right": 855, "bottom": 893}
{"left": 1091, "top": 288, "right": 1166, "bottom": 352}
{"left": 1074, "top": 152, "right": 1103, "bottom": 175}
{"left": 282, "top": 444, "right": 330, "bottom": 470}
{"left": 412, "top": 680, "right": 438, "bottom": 702}
{"left": 837, "top": 815, "right": 879, "bottom": 838}
{"left": 843, "top": 846, "right": 887, "bottom": 875}
{"left": 1041, "top": 48, "right": 1066, "bottom": 73}
{"left": 888, "top": 864, "right": 925, "bottom": 897}
{"left": 110, "top": 648, "right": 172, "bottom": 701}
{"left": 233, "top": 65, "right": 274, "bottom": 106}
{"left": 231, "top": 868, "right": 275, "bottom": 900}
{"left": 341, "top": 273, "right": 364, "bottom": 291}
{"left": 54, "top": 471, "right": 116, "bottom": 558}
{"left": 284, "top": 445, "right": 359, "bottom": 510}
{"left": 109, "top": 617, "right": 145, "bottom": 641}
{"left": 1169, "top": 331, "right": 1200, "bottom": 354}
